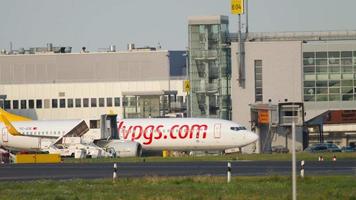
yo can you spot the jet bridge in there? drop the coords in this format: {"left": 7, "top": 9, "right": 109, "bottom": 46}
{"left": 250, "top": 102, "right": 305, "bottom": 153}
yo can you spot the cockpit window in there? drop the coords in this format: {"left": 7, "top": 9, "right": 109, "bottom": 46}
{"left": 230, "top": 126, "right": 247, "bottom": 131}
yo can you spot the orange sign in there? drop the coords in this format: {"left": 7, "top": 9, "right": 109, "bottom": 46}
{"left": 258, "top": 110, "right": 269, "bottom": 124}
{"left": 324, "top": 110, "right": 356, "bottom": 124}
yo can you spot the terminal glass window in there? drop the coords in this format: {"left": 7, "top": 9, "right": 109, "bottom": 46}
{"left": 12, "top": 100, "right": 19, "bottom": 109}
{"left": 255, "top": 60, "right": 263, "bottom": 102}
{"left": 28, "top": 99, "right": 34, "bottom": 109}
{"left": 188, "top": 19, "right": 232, "bottom": 119}
{"left": 60, "top": 99, "right": 66, "bottom": 108}
{"left": 36, "top": 99, "right": 42, "bottom": 109}
{"left": 123, "top": 97, "right": 128, "bottom": 107}
{"left": 83, "top": 98, "right": 89, "bottom": 107}
{"left": 303, "top": 50, "right": 356, "bottom": 102}
{"left": 52, "top": 99, "right": 58, "bottom": 108}
{"left": 75, "top": 98, "right": 81, "bottom": 108}
{"left": 20, "top": 100, "right": 27, "bottom": 109}
{"left": 44, "top": 99, "right": 50, "bottom": 108}
{"left": 106, "top": 97, "right": 112, "bottom": 107}
{"left": 99, "top": 98, "right": 105, "bottom": 107}
{"left": 129, "top": 97, "right": 136, "bottom": 107}
{"left": 91, "top": 98, "right": 97, "bottom": 107}
{"left": 114, "top": 97, "right": 120, "bottom": 107}
{"left": 4, "top": 100, "right": 11, "bottom": 109}
{"left": 67, "top": 99, "right": 73, "bottom": 108}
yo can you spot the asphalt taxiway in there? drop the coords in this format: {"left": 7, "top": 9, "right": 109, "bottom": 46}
{"left": 0, "top": 160, "right": 355, "bottom": 181}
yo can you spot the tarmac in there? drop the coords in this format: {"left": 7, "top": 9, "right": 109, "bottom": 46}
{"left": 0, "top": 160, "right": 355, "bottom": 181}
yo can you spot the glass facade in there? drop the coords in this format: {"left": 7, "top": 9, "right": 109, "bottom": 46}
{"left": 303, "top": 51, "right": 356, "bottom": 102}
{"left": 254, "top": 60, "right": 263, "bottom": 102}
{"left": 122, "top": 94, "right": 185, "bottom": 118}
{"left": 188, "top": 18, "right": 231, "bottom": 119}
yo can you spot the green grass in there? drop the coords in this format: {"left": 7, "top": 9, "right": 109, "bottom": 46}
{"left": 63, "top": 152, "right": 356, "bottom": 163}
{"left": 0, "top": 176, "right": 355, "bottom": 200}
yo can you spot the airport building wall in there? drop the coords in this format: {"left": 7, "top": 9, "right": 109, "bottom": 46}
{"left": 0, "top": 50, "right": 187, "bottom": 120}
{"left": 231, "top": 31, "right": 356, "bottom": 149}
{"left": 0, "top": 50, "right": 186, "bottom": 84}
{"left": 231, "top": 40, "right": 304, "bottom": 152}
{"left": 0, "top": 80, "right": 184, "bottom": 120}
{"left": 231, "top": 40, "right": 303, "bottom": 128}
{"left": 302, "top": 41, "right": 356, "bottom": 115}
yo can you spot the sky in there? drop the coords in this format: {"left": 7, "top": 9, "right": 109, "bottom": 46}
{"left": 1, "top": 0, "right": 356, "bottom": 52}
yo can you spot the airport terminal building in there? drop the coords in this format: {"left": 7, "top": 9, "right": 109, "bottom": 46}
{"left": 0, "top": 46, "right": 187, "bottom": 120}
{"left": 187, "top": 16, "right": 356, "bottom": 151}
{"left": 230, "top": 31, "right": 356, "bottom": 150}
{"left": 1, "top": 15, "right": 356, "bottom": 152}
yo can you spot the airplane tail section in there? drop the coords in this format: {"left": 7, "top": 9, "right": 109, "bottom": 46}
{"left": 0, "top": 108, "right": 31, "bottom": 122}
{"left": 0, "top": 114, "right": 22, "bottom": 136}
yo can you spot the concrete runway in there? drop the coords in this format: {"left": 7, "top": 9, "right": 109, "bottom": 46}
{"left": 0, "top": 160, "right": 355, "bottom": 181}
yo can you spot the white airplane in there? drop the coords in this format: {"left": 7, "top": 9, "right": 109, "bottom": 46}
{"left": 0, "top": 113, "right": 89, "bottom": 152}
{"left": 0, "top": 108, "right": 258, "bottom": 156}
{"left": 0, "top": 109, "right": 141, "bottom": 157}
{"left": 117, "top": 118, "right": 258, "bottom": 151}
{"left": 0, "top": 113, "right": 140, "bottom": 157}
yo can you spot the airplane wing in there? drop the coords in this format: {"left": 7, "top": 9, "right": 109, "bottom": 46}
{"left": 1, "top": 114, "right": 22, "bottom": 136}
{"left": 1, "top": 113, "right": 89, "bottom": 145}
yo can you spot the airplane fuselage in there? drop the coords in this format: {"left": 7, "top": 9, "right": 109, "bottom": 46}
{"left": 0, "top": 120, "right": 84, "bottom": 151}
{"left": 117, "top": 118, "right": 258, "bottom": 151}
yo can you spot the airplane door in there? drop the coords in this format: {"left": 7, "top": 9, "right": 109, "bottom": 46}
{"left": 214, "top": 123, "right": 221, "bottom": 139}
{"left": 100, "top": 114, "right": 118, "bottom": 139}
{"left": 2, "top": 128, "right": 8, "bottom": 142}
{"left": 38, "top": 138, "right": 42, "bottom": 149}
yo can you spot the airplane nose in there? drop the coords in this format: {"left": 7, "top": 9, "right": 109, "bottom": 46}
{"left": 245, "top": 131, "right": 258, "bottom": 143}
{"left": 250, "top": 132, "right": 259, "bottom": 143}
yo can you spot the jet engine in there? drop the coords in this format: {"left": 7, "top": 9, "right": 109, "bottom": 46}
{"left": 95, "top": 140, "right": 142, "bottom": 157}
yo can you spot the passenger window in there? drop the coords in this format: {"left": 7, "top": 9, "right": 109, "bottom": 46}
{"left": 230, "top": 126, "right": 246, "bottom": 131}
